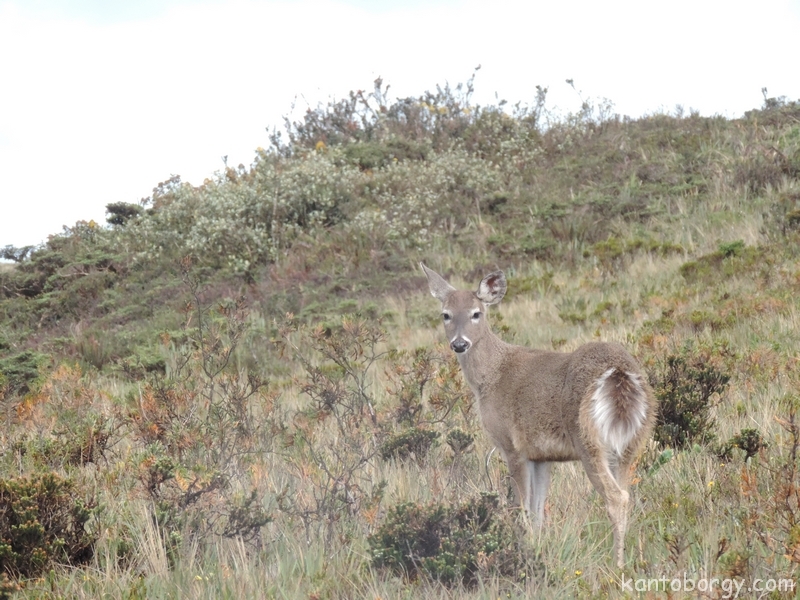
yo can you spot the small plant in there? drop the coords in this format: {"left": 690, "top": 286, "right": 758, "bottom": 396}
{"left": 379, "top": 427, "right": 440, "bottom": 463}
{"left": 120, "top": 268, "right": 274, "bottom": 553}
{"left": 446, "top": 428, "right": 474, "bottom": 455}
{"left": 649, "top": 342, "right": 732, "bottom": 448}
{"left": 743, "top": 394, "right": 800, "bottom": 565}
{"left": 763, "top": 185, "right": 800, "bottom": 238}
{"left": 383, "top": 347, "right": 438, "bottom": 426}
{"left": 0, "top": 472, "right": 98, "bottom": 580}
{"left": 679, "top": 240, "right": 764, "bottom": 285}
{"left": 0, "top": 573, "right": 21, "bottom": 600}
{"left": 369, "top": 493, "right": 533, "bottom": 586}
{"left": 724, "top": 428, "right": 769, "bottom": 461}
{"left": 0, "top": 350, "right": 47, "bottom": 398}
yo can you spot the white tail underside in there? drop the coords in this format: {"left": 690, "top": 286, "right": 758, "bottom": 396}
{"left": 590, "top": 368, "right": 648, "bottom": 456}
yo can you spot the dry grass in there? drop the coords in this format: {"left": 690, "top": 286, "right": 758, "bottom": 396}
{"left": 8, "top": 238, "right": 800, "bottom": 598}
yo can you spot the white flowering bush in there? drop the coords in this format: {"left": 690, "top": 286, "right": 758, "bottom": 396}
{"left": 124, "top": 152, "right": 363, "bottom": 274}
{"left": 356, "top": 150, "right": 505, "bottom": 248}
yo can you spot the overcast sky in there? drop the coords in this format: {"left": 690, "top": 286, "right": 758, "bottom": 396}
{"left": 1, "top": 0, "right": 799, "bottom": 249}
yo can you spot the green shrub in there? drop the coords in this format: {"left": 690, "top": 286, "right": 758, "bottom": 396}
{"left": 0, "top": 350, "right": 47, "bottom": 397}
{"left": 369, "top": 493, "right": 533, "bottom": 586}
{"left": 379, "top": 427, "right": 440, "bottom": 463}
{"left": 688, "top": 309, "right": 732, "bottom": 332}
{"left": 0, "top": 473, "right": 97, "bottom": 580}
{"left": 764, "top": 186, "right": 800, "bottom": 238}
{"left": 113, "top": 276, "right": 275, "bottom": 556}
{"left": 446, "top": 428, "right": 474, "bottom": 455}
{"left": 341, "top": 139, "right": 428, "bottom": 170}
{"left": 679, "top": 240, "right": 764, "bottom": 284}
{"left": 720, "top": 428, "right": 769, "bottom": 461}
{"left": 17, "top": 418, "right": 111, "bottom": 469}
{"left": 649, "top": 343, "right": 732, "bottom": 448}
{"left": 105, "top": 201, "right": 143, "bottom": 227}
{"left": 589, "top": 236, "right": 684, "bottom": 271}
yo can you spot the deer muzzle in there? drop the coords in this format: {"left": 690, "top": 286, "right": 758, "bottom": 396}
{"left": 450, "top": 338, "right": 471, "bottom": 353}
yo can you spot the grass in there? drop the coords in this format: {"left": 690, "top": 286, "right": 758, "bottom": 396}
{"left": 2, "top": 87, "right": 800, "bottom": 597}
{"left": 9, "top": 241, "right": 799, "bottom": 598}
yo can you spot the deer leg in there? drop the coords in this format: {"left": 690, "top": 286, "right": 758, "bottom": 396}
{"left": 528, "top": 460, "right": 551, "bottom": 527}
{"left": 501, "top": 450, "right": 529, "bottom": 512}
{"left": 581, "top": 452, "right": 629, "bottom": 568}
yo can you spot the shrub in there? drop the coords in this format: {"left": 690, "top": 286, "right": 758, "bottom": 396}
{"left": 275, "top": 314, "right": 386, "bottom": 543}
{"left": 105, "top": 202, "right": 143, "bottom": 227}
{"left": 369, "top": 493, "right": 533, "bottom": 586}
{"left": 718, "top": 428, "right": 768, "bottom": 461}
{"left": 679, "top": 240, "right": 765, "bottom": 285}
{"left": 446, "top": 428, "right": 475, "bottom": 455}
{"left": 0, "top": 246, "right": 33, "bottom": 263}
{"left": 589, "top": 236, "right": 685, "bottom": 271}
{"left": 17, "top": 417, "right": 111, "bottom": 469}
{"left": 119, "top": 272, "right": 274, "bottom": 554}
{"left": 763, "top": 185, "right": 800, "bottom": 238}
{"left": 649, "top": 342, "right": 732, "bottom": 448}
{"left": 379, "top": 427, "right": 440, "bottom": 463}
{"left": 0, "top": 473, "right": 97, "bottom": 580}
{"left": 383, "top": 348, "right": 435, "bottom": 426}
{"left": 0, "top": 350, "right": 47, "bottom": 397}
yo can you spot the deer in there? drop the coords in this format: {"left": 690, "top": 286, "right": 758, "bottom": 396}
{"left": 420, "top": 263, "right": 656, "bottom": 568}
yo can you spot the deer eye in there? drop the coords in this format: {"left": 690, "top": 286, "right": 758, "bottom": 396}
{"left": 442, "top": 313, "right": 451, "bottom": 322}
{"left": 471, "top": 311, "right": 481, "bottom": 320}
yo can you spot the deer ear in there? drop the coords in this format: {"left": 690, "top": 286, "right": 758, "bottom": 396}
{"left": 420, "top": 262, "right": 456, "bottom": 303}
{"left": 476, "top": 271, "right": 507, "bottom": 305}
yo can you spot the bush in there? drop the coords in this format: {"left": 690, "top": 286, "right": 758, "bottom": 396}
{"left": 275, "top": 314, "right": 386, "bottom": 543}
{"left": 446, "top": 428, "right": 475, "bottom": 455}
{"left": 121, "top": 275, "right": 274, "bottom": 551}
{"left": 718, "top": 428, "right": 769, "bottom": 461}
{"left": 679, "top": 240, "right": 765, "bottom": 285}
{"left": 369, "top": 493, "right": 533, "bottom": 586}
{"left": 0, "top": 473, "right": 97, "bottom": 580}
{"left": 105, "top": 202, "right": 143, "bottom": 227}
{"left": 379, "top": 427, "right": 440, "bottom": 463}
{"left": 0, "top": 350, "right": 47, "bottom": 397}
{"left": 649, "top": 342, "right": 732, "bottom": 448}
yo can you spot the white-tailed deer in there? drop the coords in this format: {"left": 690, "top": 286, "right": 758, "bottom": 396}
{"left": 421, "top": 263, "right": 656, "bottom": 567}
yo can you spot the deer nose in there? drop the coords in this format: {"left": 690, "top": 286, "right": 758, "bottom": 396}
{"left": 450, "top": 339, "right": 471, "bottom": 353}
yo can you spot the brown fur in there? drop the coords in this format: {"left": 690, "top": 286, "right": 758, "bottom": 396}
{"left": 421, "top": 263, "right": 657, "bottom": 568}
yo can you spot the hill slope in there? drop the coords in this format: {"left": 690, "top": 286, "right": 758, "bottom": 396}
{"left": 1, "top": 83, "right": 800, "bottom": 597}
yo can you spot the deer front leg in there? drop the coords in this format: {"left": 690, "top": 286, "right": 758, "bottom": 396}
{"left": 500, "top": 449, "right": 530, "bottom": 513}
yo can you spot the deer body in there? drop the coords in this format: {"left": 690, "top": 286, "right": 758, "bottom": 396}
{"left": 421, "top": 264, "right": 656, "bottom": 568}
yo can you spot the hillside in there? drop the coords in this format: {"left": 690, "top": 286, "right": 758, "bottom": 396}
{"left": 1, "top": 81, "right": 800, "bottom": 598}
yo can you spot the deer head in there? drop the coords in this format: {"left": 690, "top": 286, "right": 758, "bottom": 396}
{"left": 420, "top": 263, "right": 507, "bottom": 354}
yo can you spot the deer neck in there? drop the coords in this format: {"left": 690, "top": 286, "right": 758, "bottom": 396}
{"left": 456, "top": 328, "right": 508, "bottom": 400}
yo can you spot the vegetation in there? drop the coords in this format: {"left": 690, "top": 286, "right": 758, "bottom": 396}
{"left": 1, "top": 78, "right": 800, "bottom": 597}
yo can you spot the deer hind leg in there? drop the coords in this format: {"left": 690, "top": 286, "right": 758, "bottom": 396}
{"left": 581, "top": 451, "right": 629, "bottom": 568}
{"left": 527, "top": 460, "right": 552, "bottom": 527}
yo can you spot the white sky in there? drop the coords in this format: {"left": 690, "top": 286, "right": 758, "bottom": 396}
{"left": 1, "top": 0, "right": 799, "bottom": 249}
